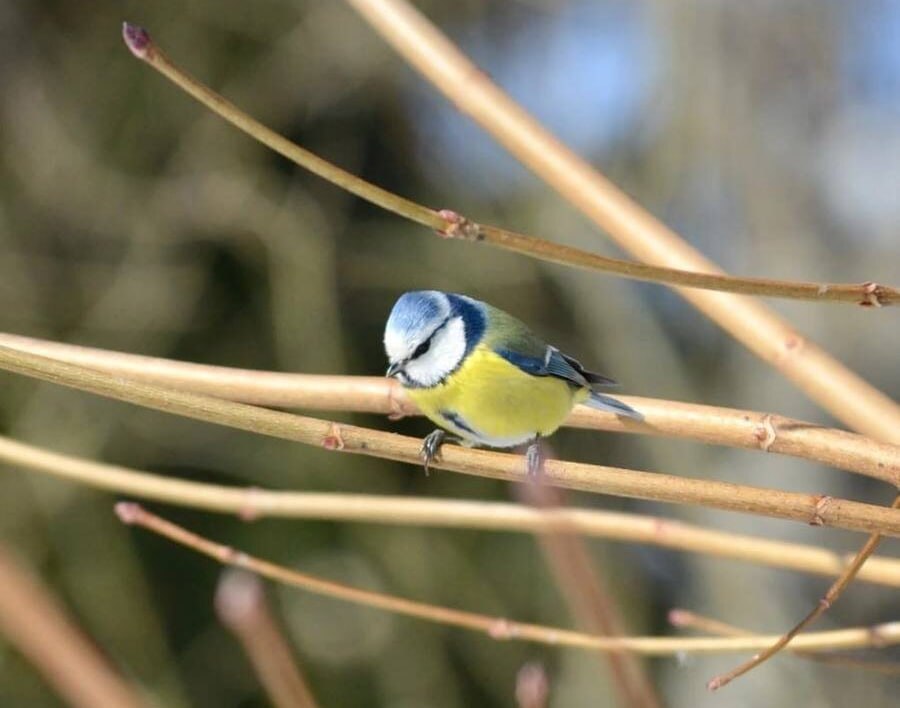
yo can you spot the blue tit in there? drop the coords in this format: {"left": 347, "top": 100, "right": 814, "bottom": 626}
{"left": 383, "top": 290, "right": 641, "bottom": 475}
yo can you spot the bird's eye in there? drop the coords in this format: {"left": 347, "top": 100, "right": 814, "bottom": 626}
{"left": 412, "top": 339, "right": 431, "bottom": 359}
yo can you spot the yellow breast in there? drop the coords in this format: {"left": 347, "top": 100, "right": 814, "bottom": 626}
{"left": 406, "top": 345, "right": 586, "bottom": 448}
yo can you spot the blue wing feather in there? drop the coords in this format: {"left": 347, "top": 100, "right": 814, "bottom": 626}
{"left": 496, "top": 346, "right": 591, "bottom": 387}
{"left": 494, "top": 347, "right": 552, "bottom": 377}
{"left": 585, "top": 392, "right": 643, "bottom": 420}
{"left": 497, "top": 345, "right": 640, "bottom": 419}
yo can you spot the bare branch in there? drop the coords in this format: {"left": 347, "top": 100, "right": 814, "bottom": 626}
{"left": 2, "top": 432, "right": 900, "bottom": 587}
{"left": 2, "top": 345, "right": 900, "bottom": 536}
{"left": 118, "top": 21, "right": 900, "bottom": 310}
{"left": 708, "top": 494, "right": 900, "bottom": 690}
{"left": 216, "top": 570, "right": 319, "bottom": 708}
{"left": 0, "top": 546, "right": 147, "bottom": 708}
{"left": 1, "top": 334, "right": 896, "bottom": 486}
{"left": 116, "top": 503, "right": 900, "bottom": 656}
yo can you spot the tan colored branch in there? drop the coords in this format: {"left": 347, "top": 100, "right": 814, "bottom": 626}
{"left": 519, "top": 483, "right": 660, "bottom": 708}
{"left": 2, "top": 432, "right": 900, "bottom": 587}
{"left": 216, "top": 570, "right": 319, "bottom": 708}
{"left": 342, "top": 0, "right": 900, "bottom": 445}
{"left": 1, "top": 334, "right": 896, "bottom": 487}
{"left": 117, "top": 22, "right": 900, "bottom": 310}
{"left": 0, "top": 545, "right": 147, "bottom": 708}
{"left": 709, "top": 493, "right": 900, "bottom": 690}
{"left": 3, "top": 345, "right": 900, "bottom": 537}
{"left": 116, "top": 503, "right": 900, "bottom": 655}
{"left": 671, "top": 609, "right": 900, "bottom": 675}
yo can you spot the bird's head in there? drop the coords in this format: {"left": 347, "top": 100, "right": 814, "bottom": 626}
{"left": 384, "top": 291, "right": 482, "bottom": 388}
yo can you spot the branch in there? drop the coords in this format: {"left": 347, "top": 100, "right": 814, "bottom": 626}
{"left": 708, "top": 493, "right": 900, "bottom": 690}
{"left": 216, "top": 570, "right": 319, "bottom": 708}
{"left": 0, "top": 545, "right": 147, "bottom": 708}
{"left": 341, "top": 0, "right": 900, "bottom": 445}
{"left": 116, "top": 503, "right": 900, "bottom": 655}
{"left": 3, "top": 433, "right": 900, "bottom": 587}
{"left": 117, "top": 22, "right": 900, "bottom": 308}
{"left": 671, "top": 609, "right": 900, "bottom": 675}
{"left": 2, "top": 345, "right": 900, "bottom": 536}
{"left": 519, "top": 482, "right": 660, "bottom": 708}
{"left": 1, "top": 334, "right": 896, "bottom": 487}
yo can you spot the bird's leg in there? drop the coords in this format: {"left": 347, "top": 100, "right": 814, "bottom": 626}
{"left": 421, "top": 429, "right": 454, "bottom": 475}
{"left": 525, "top": 436, "right": 545, "bottom": 477}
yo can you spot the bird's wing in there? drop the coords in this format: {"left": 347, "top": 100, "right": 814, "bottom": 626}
{"left": 556, "top": 351, "right": 619, "bottom": 387}
{"left": 483, "top": 304, "right": 618, "bottom": 389}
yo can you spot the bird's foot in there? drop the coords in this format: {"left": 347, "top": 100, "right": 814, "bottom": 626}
{"left": 525, "top": 438, "right": 545, "bottom": 477}
{"left": 421, "top": 429, "right": 448, "bottom": 475}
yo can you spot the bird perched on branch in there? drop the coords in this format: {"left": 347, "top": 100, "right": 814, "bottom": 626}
{"left": 384, "top": 290, "right": 641, "bottom": 475}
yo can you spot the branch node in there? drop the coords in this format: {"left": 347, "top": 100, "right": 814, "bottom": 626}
{"left": 778, "top": 334, "right": 806, "bottom": 362}
{"left": 868, "top": 624, "right": 890, "bottom": 648}
{"left": 488, "top": 618, "right": 517, "bottom": 640}
{"left": 221, "top": 545, "right": 251, "bottom": 567}
{"left": 122, "top": 22, "right": 154, "bottom": 60}
{"left": 386, "top": 381, "right": 408, "bottom": 421}
{"left": 322, "top": 423, "right": 345, "bottom": 450}
{"left": 653, "top": 517, "right": 672, "bottom": 536}
{"left": 859, "top": 280, "right": 884, "bottom": 307}
{"left": 859, "top": 282, "right": 884, "bottom": 308}
{"left": 754, "top": 414, "right": 778, "bottom": 452}
{"left": 435, "top": 209, "right": 482, "bottom": 241}
{"left": 809, "top": 495, "right": 834, "bottom": 526}
{"left": 238, "top": 487, "right": 263, "bottom": 522}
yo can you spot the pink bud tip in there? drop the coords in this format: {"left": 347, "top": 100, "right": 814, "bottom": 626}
{"left": 115, "top": 501, "right": 142, "bottom": 524}
{"left": 122, "top": 22, "right": 152, "bottom": 59}
{"left": 667, "top": 609, "right": 689, "bottom": 626}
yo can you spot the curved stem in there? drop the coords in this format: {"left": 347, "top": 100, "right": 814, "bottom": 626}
{"left": 119, "top": 23, "right": 899, "bottom": 307}
{"left": 117, "top": 503, "right": 900, "bottom": 655}
{"left": 708, "top": 494, "right": 900, "bottom": 690}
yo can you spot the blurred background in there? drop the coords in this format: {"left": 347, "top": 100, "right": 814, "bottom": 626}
{"left": 0, "top": 0, "right": 898, "bottom": 705}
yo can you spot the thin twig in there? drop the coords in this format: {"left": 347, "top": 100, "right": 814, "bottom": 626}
{"left": 1, "top": 333, "right": 896, "bottom": 487}
{"left": 0, "top": 545, "right": 147, "bottom": 708}
{"left": 708, "top": 493, "right": 900, "bottom": 690}
{"left": 116, "top": 22, "right": 900, "bottom": 309}
{"left": 2, "top": 345, "right": 900, "bottom": 536}
{"left": 671, "top": 609, "right": 900, "bottom": 676}
{"left": 115, "top": 502, "right": 900, "bottom": 655}
{"left": 216, "top": 570, "right": 319, "bottom": 708}
{"left": 519, "top": 481, "right": 661, "bottom": 708}
{"left": 3, "top": 433, "right": 900, "bottom": 587}
{"left": 342, "top": 0, "right": 900, "bottom": 445}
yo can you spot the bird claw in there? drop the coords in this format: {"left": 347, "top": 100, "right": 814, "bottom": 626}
{"left": 421, "top": 429, "right": 447, "bottom": 475}
{"left": 525, "top": 440, "right": 545, "bottom": 477}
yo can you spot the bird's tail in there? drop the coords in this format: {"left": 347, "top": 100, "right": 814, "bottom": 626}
{"left": 585, "top": 391, "right": 643, "bottom": 421}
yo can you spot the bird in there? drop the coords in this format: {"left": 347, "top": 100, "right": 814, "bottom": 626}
{"left": 383, "top": 290, "right": 641, "bottom": 475}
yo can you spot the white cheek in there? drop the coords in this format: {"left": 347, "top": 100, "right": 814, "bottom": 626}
{"left": 405, "top": 317, "right": 466, "bottom": 387}
{"left": 384, "top": 330, "right": 405, "bottom": 364}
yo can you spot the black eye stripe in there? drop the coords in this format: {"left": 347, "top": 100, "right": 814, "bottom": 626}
{"left": 409, "top": 316, "right": 454, "bottom": 361}
{"left": 412, "top": 338, "right": 432, "bottom": 358}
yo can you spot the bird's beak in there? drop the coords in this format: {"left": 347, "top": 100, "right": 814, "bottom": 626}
{"left": 386, "top": 362, "right": 402, "bottom": 378}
